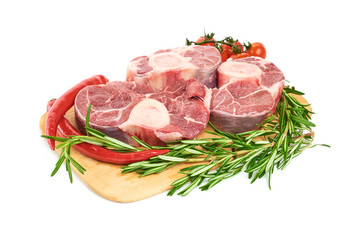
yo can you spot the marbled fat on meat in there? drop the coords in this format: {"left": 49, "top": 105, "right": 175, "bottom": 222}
{"left": 126, "top": 45, "right": 222, "bottom": 89}
{"left": 75, "top": 45, "right": 220, "bottom": 146}
{"left": 74, "top": 79, "right": 211, "bottom": 146}
{"left": 210, "top": 57, "right": 285, "bottom": 133}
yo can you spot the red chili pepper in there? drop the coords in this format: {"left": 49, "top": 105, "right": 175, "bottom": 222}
{"left": 45, "top": 75, "right": 109, "bottom": 150}
{"left": 46, "top": 100, "right": 170, "bottom": 164}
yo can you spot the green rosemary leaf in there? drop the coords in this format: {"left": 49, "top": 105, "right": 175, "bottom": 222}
{"left": 51, "top": 153, "right": 66, "bottom": 177}
{"left": 210, "top": 172, "right": 233, "bottom": 181}
{"left": 85, "top": 104, "right": 92, "bottom": 136}
{"left": 268, "top": 164, "right": 274, "bottom": 190}
{"left": 255, "top": 141, "right": 271, "bottom": 145}
{"left": 283, "top": 87, "right": 304, "bottom": 95}
{"left": 204, "top": 130, "right": 222, "bottom": 136}
{"left": 245, "top": 156, "right": 268, "bottom": 173}
{"left": 55, "top": 139, "right": 75, "bottom": 149}
{"left": 282, "top": 136, "right": 289, "bottom": 166}
{"left": 250, "top": 165, "right": 266, "bottom": 184}
{"left": 287, "top": 107, "right": 306, "bottom": 111}
{"left": 265, "top": 148, "right": 278, "bottom": 173}
{"left": 41, "top": 135, "right": 69, "bottom": 142}
{"left": 179, "top": 165, "right": 201, "bottom": 172}
{"left": 66, "top": 152, "right": 86, "bottom": 174}
{"left": 184, "top": 148, "right": 205, "bottom": 155}
{"left": 247, "top": 156, "right": 257, "bottom": 179}
{"left": 85, "top": 127, "right": 105, "bottom": 138}
{"left": 180, "top": 139, "right": 211, "bottom": 144}
{"left": 156, "top": 155, "right": 188, "bottom": 162}
{"left": 290, "top": 115, "right": 316, "bottom": 128}
{"left": 65, "top": 159, "right": 73, "bottom": 183}
{"left": 171, "top": 176, "right": 190, "bottom": 187}
{"left": 178, "top": 176, "right": 203, "bottom": 196}
{"left": 103, "top": 136, "right": 138, "bottom": 151}
{"left": 189, "top": 163, "right": 217, "bottom": 177}
{"left": 70, "top": 136, "right": 103, "bottom": 146}
{"left": 214, "top": 157, "right": 231, "bottom": 176}
{"left": 311, "top": 144, "right": 331, "bottom": 148}
{"left": 140, "top": 164, "right": 171, "bottom": 177}
{"left": 167, "top": 186, "right": 182, "bottom": 196}
{"left": 171, "top": 143, "right": 190, "bottom": 150}
{"left": 200, "top": 179, "right": 222, "bottom": 191}
{"left": 132, "top": 136, "right": 152, "bottom": 149}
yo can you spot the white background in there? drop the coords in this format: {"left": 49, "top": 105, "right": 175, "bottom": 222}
{"left": 1, "top": 0, "right": 359, "bottom": 239}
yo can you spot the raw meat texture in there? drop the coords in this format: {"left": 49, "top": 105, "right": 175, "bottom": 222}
{"left": 126, "top": 45, "right": 222, "bottom": 89}
{"left": 74, "top": 79, "right": 211, "bottom": 146}
{"left": 210, "top": 57, "right": 285, "bottom": 133}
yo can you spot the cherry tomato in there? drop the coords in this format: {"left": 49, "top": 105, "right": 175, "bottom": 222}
{"left": 232, "top": 41, "right": 244, "bottom": 53}
{"left": 248, "top": 42, "right": 266, "bottom": 59}
{"left": 220, "top": 51, "right": 229, "bottom": 62}
{"left": 221, "top": 44, "right": 233, "bottom": 57}
{"left": 230, "top": 52, "right": 251, "bottom": 59}
{"left": 196, "top": 36, "right": 215, "bottom": 46}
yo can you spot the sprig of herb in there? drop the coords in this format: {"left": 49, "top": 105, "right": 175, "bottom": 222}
{"left": 41, "top": 104, "right": 143, "bottom": 183}
{"left": 121, "top": 86, "right": 330, "bottom": 196}
{"left": 42, "top": 86, "right": 329, "bottom": 195}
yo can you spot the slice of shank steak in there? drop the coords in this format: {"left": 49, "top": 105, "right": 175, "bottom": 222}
{"left": 126, "top": 45, "right": 222, "bottom": 89}
{"left": 210, "top": 57, "right": 285, "bottom": 133}
{"left": 74, "top": 79, "right": 211, "bottom": 146}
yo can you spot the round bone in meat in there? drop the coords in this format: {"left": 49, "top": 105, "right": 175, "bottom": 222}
{"left": 210, "top": 57, "right": 285, "bottom": 134}
{"left": 126, "top": 45, "right": 222, "bottom": 89}
{"left": 74, "top": 79, "right": 211, "bottom": 146}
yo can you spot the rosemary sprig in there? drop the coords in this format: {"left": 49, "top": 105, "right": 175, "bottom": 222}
{"left": 121, "top": 85, "right": 330, "bottom": 196}
{"left": 41, "top": 104, "right": 143, "bottom": 183}
{"left": 42, "top": 86, "right": 329, "bottom": 195}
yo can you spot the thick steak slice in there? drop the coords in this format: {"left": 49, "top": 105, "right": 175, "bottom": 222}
{"left": 74, "top": 80, "right": 211, "bottom": 146}
{"left": 126, "top": 45, "right": 222, "bottom": 89}
{"left": 210, "top": 57, "right": 285, "bottom": 133}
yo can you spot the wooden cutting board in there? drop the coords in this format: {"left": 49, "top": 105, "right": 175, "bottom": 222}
{"left": 39, "top": 109, "right": 211, "bottom": 202}
{"left": 39, "top": 95, "right": 309, "bottom": 203}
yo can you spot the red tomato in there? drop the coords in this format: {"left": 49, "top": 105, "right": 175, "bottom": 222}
{"left": 248, "top": 42, "right": 266, "bottom": 59}
{"left": 232, "top": 41, "right": 244, "bottom": 53}
{"left": 220, "top": 51, "right": 229, "bottom": 62}
{"left": 196, "top": 36, "right": 215, "bottom": 46}
{"left": 221, "top": 44, "right": 233, "bottom": 57}
{"left": 230, "top": 52, "right": 251, "bottom": 59}
{"left": 222, "top": 41, "right": 244, "bottom": 56}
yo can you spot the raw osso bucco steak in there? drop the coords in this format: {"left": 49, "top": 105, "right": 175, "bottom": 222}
{"left": 74, "top": 45, "right": 285, "bottom": 146}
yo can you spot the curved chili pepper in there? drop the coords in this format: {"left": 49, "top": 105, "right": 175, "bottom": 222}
{"left": 45, "top": 75, "right": 109, "bottom": 150}
{"left": 47, "top": 100, "right": 169, "bottom": 164}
